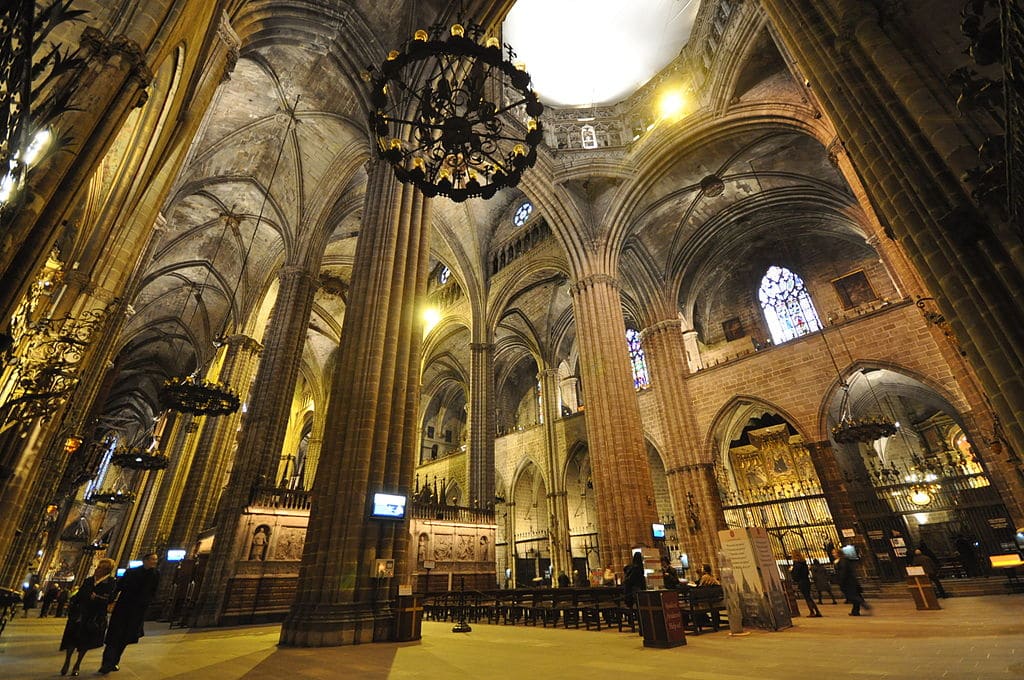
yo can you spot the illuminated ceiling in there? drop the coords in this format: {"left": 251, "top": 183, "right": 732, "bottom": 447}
{"left": 503, "top": 0, "right": 701, "bottom": 107}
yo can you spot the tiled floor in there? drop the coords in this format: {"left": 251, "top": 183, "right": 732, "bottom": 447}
{"left": 1, "top": 594, "right": 1021, "bottom": 679}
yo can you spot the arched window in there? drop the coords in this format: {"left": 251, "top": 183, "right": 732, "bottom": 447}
{"left": 438, "top": 266, "right": 450, "bottom": 285}
{"left": 626, "top": 328, "right": 650, "bottom": 389}
{"left": 758, "top": 265, "right": 822, "bottom": 344}
{"left": 580, "top": 124, "right": 598, "bottom": 149}
{"left": 513, "top": 200, "right": 533, "bottom": 227}
{"left": 85, "top": 437, "right": 117, "bottom": 497}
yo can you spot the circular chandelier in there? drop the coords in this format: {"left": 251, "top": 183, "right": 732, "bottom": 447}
{"left": 831, "top": 414, "right": 898, "bottom": 444}
{"left": 368, "top": 22, "right": 544, "bottom": 202}
{"left": 161, "top": 374, "right": 240, "bottom": 417}
{"left": 111, "top": 447, "right": 169, "bottom": 471}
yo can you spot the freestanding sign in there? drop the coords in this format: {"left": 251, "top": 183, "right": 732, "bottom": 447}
{"left": 718, "top": 527, "right": 792, "bottom": 630}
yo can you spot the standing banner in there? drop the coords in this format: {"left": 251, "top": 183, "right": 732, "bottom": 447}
{"left": 718, "top": 527, "right": 792, "bottom": 630}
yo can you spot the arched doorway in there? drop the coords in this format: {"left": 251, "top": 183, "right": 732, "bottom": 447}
{"left": 715, "top": 406, "right": 838, "bottom": 565}
{"left": 826, "top": 368, "right": 1013, "bottom": 580}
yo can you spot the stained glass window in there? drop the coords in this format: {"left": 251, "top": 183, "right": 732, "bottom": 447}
{"left": 85, "top": 437, "right": 117, "bottom": 496}
{"left": 438, "top": 266, "right": 450, "bottom": 284}
{"left": 626, "top": 328, "right": 650, "bottom": 389}
{"left": 758, "top": 265, "right": 822, "bottom": 344}
{"left": 513, "top": 200, "right": 533, "bottom": 227}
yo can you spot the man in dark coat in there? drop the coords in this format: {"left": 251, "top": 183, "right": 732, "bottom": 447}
{"left": 832, "top": 547, "right": 870, "bottom": 616}
{"left": 99, "top": 552, "right": 159, "bottom": 674}
{"left": 912, "top": 548, "right": 949, "bottom": 597}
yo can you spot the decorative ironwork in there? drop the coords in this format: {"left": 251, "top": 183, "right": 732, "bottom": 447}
{"left": 110, "top": 446, "right": 168, "bottom": 470}
{"left": 831, "top": 388, "right": 899, "bottom": 444}
{"left": 1, "top": 1, "right": 88, "bottom": 219}
{"left": 368, "top": 21, "right": 544, "bottom": 202}
{"left": 84, "top": 489, "right": 134, "bottom": 505}
{"left": 1, "top": 302, "right": 111, "bottom": 423}
{"left": 160, "top": 375, "right": 240, "bottom": 417}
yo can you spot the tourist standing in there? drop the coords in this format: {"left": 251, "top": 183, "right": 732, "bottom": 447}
{"left": 60, "top": 558, "right": 116, "bottom": 676}
{"left": 790, "top": 550, "right": 822, "bottom": 617}
{"left": 623, "top": 552, "right": 647, "bottom": 607}
{"left": 99, "top": 552, "right": 159, "bottom": 674}
{"left": 811, "top": 558, "right": 838, "bottom": 604}
{"left": 912, "top": 548, "right": 949, "bottom": 598}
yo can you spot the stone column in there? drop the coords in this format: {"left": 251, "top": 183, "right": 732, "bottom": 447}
{"left": 190, "top": 265, "right": 318, "bottom": 627}
{"left": 166, "top": 335, "right": 262, "bottom": 550}
{"left": 642, "top": 319, "right": 727, "bottom": 570}
{"left": 280, "top": 160, "right": 430, "bottom": 647}
{"left": 568, "top": 274, "right": 658, "bottom": 566}
{"left": 468, "top": 342, "right": 495, "bottom": 508}
{"left": 538, "top": 368, "right": 571, "bottom": 578}
{"left": 806, "top": 440, "right": 876, "bottom": 577}
{"left": 761, "top": 0, "right": 1024, "bottom": 463}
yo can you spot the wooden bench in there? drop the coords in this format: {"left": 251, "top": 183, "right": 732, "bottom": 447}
{"left": 680, "top": 586, "right": 727, "bottom": 634}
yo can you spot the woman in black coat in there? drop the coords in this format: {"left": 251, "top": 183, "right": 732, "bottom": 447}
{"left": 789, "top": 550, "right": 822, "bottom": 617}
{"left": 60, "top": 558, "right": 116, "bottom": 676}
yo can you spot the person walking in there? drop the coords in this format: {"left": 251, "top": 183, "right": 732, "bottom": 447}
{"left": 833, "top": 547, "right": 871, "bottom": 616}
{"left": 811, "top": 558, "right": 838, "bottom": 604}
{"left": 60, "top": 558, "right": 116, "bottom": 677}
{"left": 55, "top": 586, "right": 70, "bottom": 617}
{"left": 40, "top": 582, "right": 60, "bottom": 617}
{"left": 790, "top": 550, "right": 822, "bottom": 617}
{"left": 912, "top": 548, "right": 949, "bottom": 598}
{"left": 22, "top": 582, "right": 39, "bottom": 617}
{"left": 99, "top": 552, "right": 159, "bottom": 674}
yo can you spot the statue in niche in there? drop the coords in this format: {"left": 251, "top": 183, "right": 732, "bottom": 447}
{"left": 248, "top": 526, "right": 269, "bottom": 560}
{"left": 417, "top": 532, "right": 430, "bottom": 565}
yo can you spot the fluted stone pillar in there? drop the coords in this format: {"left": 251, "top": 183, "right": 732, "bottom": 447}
{"left": 539, "top": 368, "right": 571, "bottom": 578}
{"left": 642, "top": 319, "right": 727, "bottom": 570}
{"left": 569, "top": 274, "right": 658, "bottom": 566}
{"left": 468, "top": 342, "right": 495, "bottom": 508}
{"left": 280, "top": 161, "right": 430, "bottom": 647}
{"left": 806, "top": 440, "right": 876, "bottom": 577}
{"left": 166, "top": 335, "right": 262, "bottom": 550}
{"left": 761, "top": 0, "right": 1024, "bottom": 463}
{"left": 190, "top": 266, "right": 318, "bottom": 627}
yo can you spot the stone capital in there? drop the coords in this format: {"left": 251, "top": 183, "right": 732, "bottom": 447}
{"left": 217, "top": 11, "right": 241, "bottom": 82}
{"left": 469, "top": 342, "right": 494, "bottom": 352}
{"left": 640, "top": 318, "right": 684, "bottom": 341}
{"left": 223, "top": 334, "right": 262, "bottom": 355}
{"left": 667, "top": 462, "right": 714, "bottom": 476}
{"left": 536, "top": 368, "right": 559, "bottom": 380}
{"left": 569, "top": 273, "right": 619, "bottom": 297}
{"left": 277, "top": 265, "right": 316, "bottom": 286}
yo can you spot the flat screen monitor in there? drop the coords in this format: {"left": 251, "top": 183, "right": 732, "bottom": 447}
{"left": 371, "top": 492, "right": 407, "bottom": 520}
{"left": 166, "top": 549, "right": 187, "bottom": 562}
{"left": 841, "top": 544, "right": 859, "bottom": 560}
{"left": 652, "top": 522, "right": 666, "bottom": 539}
{"left": 127, "top": 560, "right": 143, "bottom": 569}
{"left": 115, "top": 568, "right": 126, "bottom": 577}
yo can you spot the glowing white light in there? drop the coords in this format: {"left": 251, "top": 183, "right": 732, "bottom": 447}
{"left": 0, "top": 171, "right": 15, "bottom": 204}
{"left": 504, "top": 0, "right": 701, "bottom": 107}
{"left": 23, "top": 129, "right": 51, "bottom": 165}
{"left": 422, "top": 308, "right": 441, "bottom": 335}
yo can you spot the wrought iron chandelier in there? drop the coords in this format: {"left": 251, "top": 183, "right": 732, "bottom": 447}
{"left": 111, "top": 445, "right": 169, "bottom": 471}
{"left": 84, "top": 488, "right": 135, "bottom": 505}
{"left": 368, "top": 21, "right": 544, "bottom": 202}
{"left": 831, "top": 384, "right": 899, "bottom": 444}
{"left": 160, "top": 375, "right": 239, "bottom": 417}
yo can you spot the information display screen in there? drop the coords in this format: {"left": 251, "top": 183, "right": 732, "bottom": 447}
{"left": 371, "top": 492, "right": 407, "bottom": 520}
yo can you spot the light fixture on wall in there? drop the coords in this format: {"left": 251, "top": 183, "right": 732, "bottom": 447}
{"left": 367, "top": 19, "right": 544, "bottom": 202}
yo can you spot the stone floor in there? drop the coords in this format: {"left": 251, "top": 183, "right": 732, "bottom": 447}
{"left": 2, "top": 594, "right": 1022, "bottom": 679}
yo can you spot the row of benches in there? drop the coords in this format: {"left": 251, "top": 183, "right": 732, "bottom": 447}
{"left": 422, "top": 587, "right": 728, "bottom": 635}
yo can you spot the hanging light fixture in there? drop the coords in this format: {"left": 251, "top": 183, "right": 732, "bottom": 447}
{"left": 161, "top": 97, "right": 299, "bottom": 417}
{"left": 368, "top": 20, "right": 544, "bottom": 202}
{"left": 821, "top": 321, "right": 897, "bottom": 444}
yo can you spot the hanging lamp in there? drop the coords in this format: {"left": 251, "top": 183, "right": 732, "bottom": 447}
{"left": 368, "top": 15, "right": 544, "bottom": 202}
